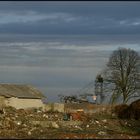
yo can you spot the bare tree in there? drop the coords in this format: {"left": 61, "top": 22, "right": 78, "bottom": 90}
{"left": 103, "top": 48, "right": 140, "bottom": 104}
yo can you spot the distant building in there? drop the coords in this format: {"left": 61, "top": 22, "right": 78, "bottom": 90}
{"left": 0, "top": 84, "right": 46, "bottom": 109}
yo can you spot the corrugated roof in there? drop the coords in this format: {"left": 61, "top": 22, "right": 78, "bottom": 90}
{"left": 0, "top": 84, "right": 45, "bottom": 99}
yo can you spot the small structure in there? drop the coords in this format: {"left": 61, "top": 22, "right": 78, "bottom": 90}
{"left": 0, "top": 84, "right": 46, "bottom": 109}
{"left": 92, "top": 95, "right": 97, "bottom": 103}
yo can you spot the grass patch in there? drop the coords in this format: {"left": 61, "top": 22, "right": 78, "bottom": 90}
{"left": 117, "top": 119, "right": 140, "bottom": 135}
{"left": 120, "top": 125, "right": 140, "bottom": 135}
{"left": 92, "top": 112, "right": 117, "bottom": 120}
{"left": 121, "top": 126, "right": 140, "bottom": 135}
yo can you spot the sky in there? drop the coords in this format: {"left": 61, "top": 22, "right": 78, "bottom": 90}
{"left": 0, "top": 1, "right": 140, "bottom": 102}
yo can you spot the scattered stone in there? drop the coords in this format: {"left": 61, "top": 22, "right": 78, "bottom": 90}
{"left": 15, "top": 115, "right": 18, "bottom": 118}
{"left": 102, "top": 119, "right": 107, "bottom": 123}
{"left": 111, "top": 113, "right": 116, "bottom": 117}
{"left": 86, "top": 125, "right": 89, "bottom": 128}
{"left": 23, "top": 124, "right": 27, "bottom": 127}
{"left": 29, "top": 114, "right": 33, "bottom": 117}
{"left": 15, "top": 121, "right": 22, "bottom": 126}
{"left": 51, "top": 122, "right": 59, "bottom": 129}
{"left": 28, "top": 131, "right": 32, "bottom": 136}
{"left": 37, "top": 110, "right": 42, "bottom": 113}
{"left": 102, "top": 108, "right": 106, "bottom": 112}
{"left": 43, "top": 114, "right": 48, "bottom": 118}
{"left": 128, "top": 124, "right": 131, "bottom": 127}
{"left": 104, "top": 126, "right": 107, "bottom": 129}
{"left": 98, "top": 131, "right": 106, "bottom": 135}
{"left": 95, "top": 121, "right": 99, "bottom": 124}
{"left": 74, "top": 125, "right": 82, "bottom": 130}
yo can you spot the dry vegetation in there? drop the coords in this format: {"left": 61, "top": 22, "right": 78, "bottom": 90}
{"left": 114, "top": 99, "right": 140, "bottom": 120}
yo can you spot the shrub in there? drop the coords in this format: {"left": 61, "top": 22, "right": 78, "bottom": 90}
{"left": 129, "top": 99, "right": 140, "bottom": 120}
{"left": 114, "top": 104, "right": 130, "bottom": 119}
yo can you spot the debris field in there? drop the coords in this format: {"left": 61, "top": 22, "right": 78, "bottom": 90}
{"left": 0, "top": 104, "right": 139, "bottom": 139}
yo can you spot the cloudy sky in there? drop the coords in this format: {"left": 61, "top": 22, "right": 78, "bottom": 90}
{"left": 0, "top": 1, "right": 140, "bottom": 102}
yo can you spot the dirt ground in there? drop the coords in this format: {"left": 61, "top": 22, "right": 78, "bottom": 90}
{"left": 0, "top": 105, "right": 139, "bottom": 139}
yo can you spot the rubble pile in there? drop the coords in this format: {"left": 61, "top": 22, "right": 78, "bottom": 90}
{"left": 0, "top": 106, "right": 86, "bottom": 138}
{"left": 0, "top": 104, "right": 139, "bottom": 139}
{"left": 0, "top": 107, "right": 59, "bottom": 137}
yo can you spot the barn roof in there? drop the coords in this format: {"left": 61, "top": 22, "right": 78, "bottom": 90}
{"left": 0, "top": 84, "right": 45, "bottom": 99}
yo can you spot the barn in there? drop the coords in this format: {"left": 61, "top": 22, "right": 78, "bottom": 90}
{"left": 0, "top": 84, "right": 46, "bottom": 109}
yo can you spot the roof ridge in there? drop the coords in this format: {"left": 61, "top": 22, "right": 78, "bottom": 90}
{"left": 0, "top": 84, "right": 45, "bottom": 99}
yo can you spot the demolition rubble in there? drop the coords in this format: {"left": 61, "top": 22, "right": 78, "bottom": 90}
{"left": 0, "top": 105, "right": 87, "bottom": 138}
{"left": 0, "top": 102, "right": 139, "bottom": 139}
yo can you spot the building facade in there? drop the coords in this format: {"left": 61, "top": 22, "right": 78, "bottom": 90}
{"left": 0, "top": 84, "right": 46, "bottom": 109}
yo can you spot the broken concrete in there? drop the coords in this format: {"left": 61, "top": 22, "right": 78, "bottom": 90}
{"left": 0, "top": 104, "right": 139, "bottom": 139}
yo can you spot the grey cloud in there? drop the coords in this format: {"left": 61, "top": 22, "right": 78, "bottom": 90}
{"left": 1, "top": 34, "right": 140, "bottom": 46}
{"left": 0, "top": 2, "right": 140, "bottom": 35}
{"left": 0, "top": 21, "right": 85, "bottom": 35}
{"left": 0, "top": 41, "right": 110, "bottom": 67}
{"left": 0, "top": 39, "right": 139, "bottom": 67}
{"left": 0, "top": 11, "right": 76, "bottom": 25}
{"left": 0, "top": 2, "right": 140, "bottom": 19}
{"left": 0, "top": 17, "right": 140, "bottom": 35}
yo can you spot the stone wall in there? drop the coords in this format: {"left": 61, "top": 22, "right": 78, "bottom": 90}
{"left": 53, "top": 103, "right": 64, "bottom": 113}
{"left": 44, "top": 103, "right": 64, "bottom": 113}
{"left": 44, "top": 103, "right": 54, "bottom": 112}
{"left": 5, "top": 97, "right": 44, "bottom": 109}
{"left": 44, "top": 103, "right": 112, "bottom": 114}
